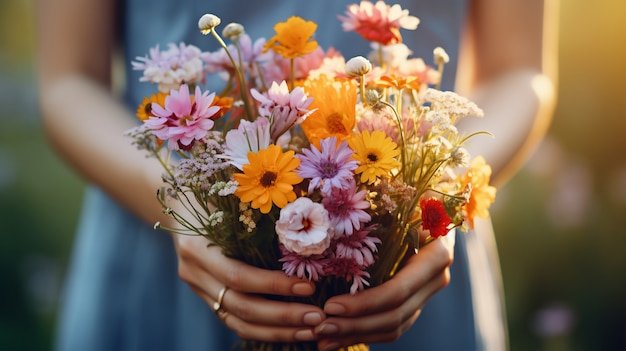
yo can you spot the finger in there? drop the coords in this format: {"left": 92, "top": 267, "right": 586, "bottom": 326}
{"left": 322, "top": 238, "right": 454, "bottom": 317}
{"left": 219, "top": 288, "right": 326, "bottom": 327}
{"left": 181, "top": 258, "right": 325, "bottom": 328}
{"left": 220, "top": 308, "right": 318, "bottom": 343}
{"left": 316, "top": 315, "right": 416, "bottom": 351}
{"left": 176, "top": 235, "right": 316, "bottom": 297}
{"left": 315, "top": 270, "right": 450, "bottom": 349}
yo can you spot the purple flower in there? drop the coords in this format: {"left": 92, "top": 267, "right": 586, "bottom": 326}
{"left": 323, "top": 179, "right": 371, "bottom": 237}
{"left": 279, "top": 245, "right": 327, "bottom": 282}
{"left": 334, "top": 224, "right": 380, "bottom": 267}
{"left": 324, "top": 255, "right": 371, "bottom": 294}
{"left": 146, "top": 84, "right": 220, "bottom": 150}
{"left": 298, "top": 137, "right": 357, "bottom": 195}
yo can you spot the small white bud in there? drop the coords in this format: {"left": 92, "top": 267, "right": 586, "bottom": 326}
{"left": 198, "top": 14, "right": 221, "bottom": 34}
{"left": 345, "top": 56, "right": 372, "bottom": 77}
{"left": 433, "top": 47, "right": 449, "bottom": 65}
{"left": 222, "top": 22, "right": 245, "bottom": 40}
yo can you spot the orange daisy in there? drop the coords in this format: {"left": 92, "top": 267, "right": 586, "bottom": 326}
{"left": 234, "top": 145, "right": 303, "bottom": 214}
{"left": 374, "top": 74, "right": 421, "bottom": 91}
{"left": 460, "top": 156, "right": 497, "bottom": 229}
{"left": 263, "top": 16, "right": 319, "bottom": 59}
{"left": 136, "top": 92, "right": 168, "bottom": 121}
{"left": 301, "top": 75, "right": 357, "bottom": 148}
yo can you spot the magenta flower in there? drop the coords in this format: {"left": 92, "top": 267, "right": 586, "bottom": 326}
{"left": 146, "top": 84, "right": 220, "bottom": 150}
{"left": 325, "top": 255, "right": 371, "bottom": 294}
{"left": 322, "top": 179, "right": 371, "bottom": 237}
{"left": 334, "top": 224, "right": 380, "bottom": 267}
{"left": 250, "top": 81, "right": 314, "bottom": 141}
{"left": 297, "top": 137, "right": 358, "bottom": 195}
{"left": 279, "top": 245, "right": 327, "bottom": 282}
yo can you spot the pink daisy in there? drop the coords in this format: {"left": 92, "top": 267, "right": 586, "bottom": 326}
{"left": 250, "top": 81, "right": 314, "bottom": 141}
{"left": 279, "top": 245, "right": 327, "bottom": 282}
{"left": 325, "top": 255, "right": 371, "bottom": 294}
{"left": 322, "top": 179, "right": 371, "bottom": 237}
{"left": 338, "top": 1, "right": 420, "bottom": 45}
{"left": 146, "top": 84, "right": 220, "bottom": 150}
{"left": 334, "top": 224, "right": 380, "bottom": 267}
{"left": 297, "top": 137, "right": 358, "bottom": 195}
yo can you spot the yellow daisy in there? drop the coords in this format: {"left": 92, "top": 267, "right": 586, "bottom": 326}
{"left": 460, "top": 156, "right": 497, "bottom": 229}
{"left": 234, "top": 145, "right": 303, "bottom": 214}
{"left": 263, "top": 16, "right": 318, "bottom": 59}
{"left": 301, "top": 75, "right": 357, "bottom": 148}
{"left": 348, "top": 130, "right": 401, "bottom": 184}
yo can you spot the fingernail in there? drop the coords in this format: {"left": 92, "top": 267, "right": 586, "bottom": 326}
{"left": 321, "top": 342, "right": 340, "bottom": 351}
{"left": 324, "top": 302, "right": 346, "bottom": 315}
{"left": 303, "top": 312, "right": 323, "bottom": 326}
{"left": 316, "top": 323, "right": 339, "bottom": 335}
{"left": 294, "top": 329, "right": 315, "bottom": 341}
{"left": 292, "top": 282, "right": 314, "bottom": 296}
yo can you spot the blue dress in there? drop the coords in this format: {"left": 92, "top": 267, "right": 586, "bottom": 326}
{"left": 54, "top": 1, "right": 507, "bottom": 350}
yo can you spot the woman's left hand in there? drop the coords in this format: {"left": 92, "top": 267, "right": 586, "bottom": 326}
{"left": 314, "top": 234, "right": 455, "bottom": 350}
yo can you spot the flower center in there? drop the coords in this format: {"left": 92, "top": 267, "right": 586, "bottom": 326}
{"left": 301, "top": 218, "right": 311, "bottom": 231}
{"left": 320, "top": 161, "right": 338, "bottom": 178}
{"left": 260, "top": 171, "right": 278, "bottom": 187}
{"left": 144, "top": 103, "right": 152, "bottom": 115}
{"left": 326, "top": 113, "right": 347, "bottom": 134}
{"left": 367, "top": 152, "right": 378, "bottom": 163}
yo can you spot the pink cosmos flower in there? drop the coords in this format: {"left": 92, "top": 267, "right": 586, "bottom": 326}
{"left": 146, "top": 84, "right": 220, "bottom": 150}
{"left": 297, "top": 137, "right": 358, "bottom": 195}
{"left": 132, "top": 43, "right": 206, "bottom": 93}
{"left": 323, "top": 179, "right": 371, "bottom": 237}
{"left": 250, "top": 81, "right": 314, "bottom": 141}
{"left": 275, "top": 197, "right": 333, "bottom": 256}
{"left": 279, "top": 245, "right": 327, "bottom": 282}
{"left": 221, "top": 117, "right": 271, "bottom": 170}
{"left": 338, "top": 1, "right": 420, "bottom": 45}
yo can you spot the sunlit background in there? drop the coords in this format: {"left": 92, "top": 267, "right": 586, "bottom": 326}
{"left": 1, "top": 1, "right": 625, "bottom": 350}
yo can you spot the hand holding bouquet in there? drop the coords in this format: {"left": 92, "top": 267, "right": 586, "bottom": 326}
{"left": 127, "top": 2, "right": 496, "bottom": 350}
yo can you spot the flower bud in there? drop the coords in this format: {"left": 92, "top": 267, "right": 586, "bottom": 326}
{"left": 364, "top": 89, "right": 381, "bottom": 106}
{"left": 222, "top": 22, "right": 245, "bottom": 40}
{"left": 450, "top": 146, "right": 470, "bottom": 167}
{"left": 345, "top": 56, "right": 372, "bottom": 77}
{"left": 198, "top": 14, "right": 221, "bottom": 34}
{"left": 433, "top": 47, "right": 449, "bottom": 65}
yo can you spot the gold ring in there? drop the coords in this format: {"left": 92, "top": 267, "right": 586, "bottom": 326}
{"left": 213, "top": 286, "right": 228, "bottom": 314}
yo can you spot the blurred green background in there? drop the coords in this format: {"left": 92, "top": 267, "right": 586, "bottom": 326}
{"left": 1, "top": 1, "right": 625, "bottom": 350}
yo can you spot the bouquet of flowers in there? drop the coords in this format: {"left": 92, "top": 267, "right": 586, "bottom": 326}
{"left": 127, "top": 1, "right": 496, "bottom": 350}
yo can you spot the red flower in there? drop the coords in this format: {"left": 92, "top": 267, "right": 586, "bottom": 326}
{"left": 420, "top": 198, "right": 452, "bottom": 238}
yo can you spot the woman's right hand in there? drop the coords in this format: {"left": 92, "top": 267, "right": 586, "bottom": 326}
{"left": 173, "top": 234, "right": 327, "bottom": 343}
